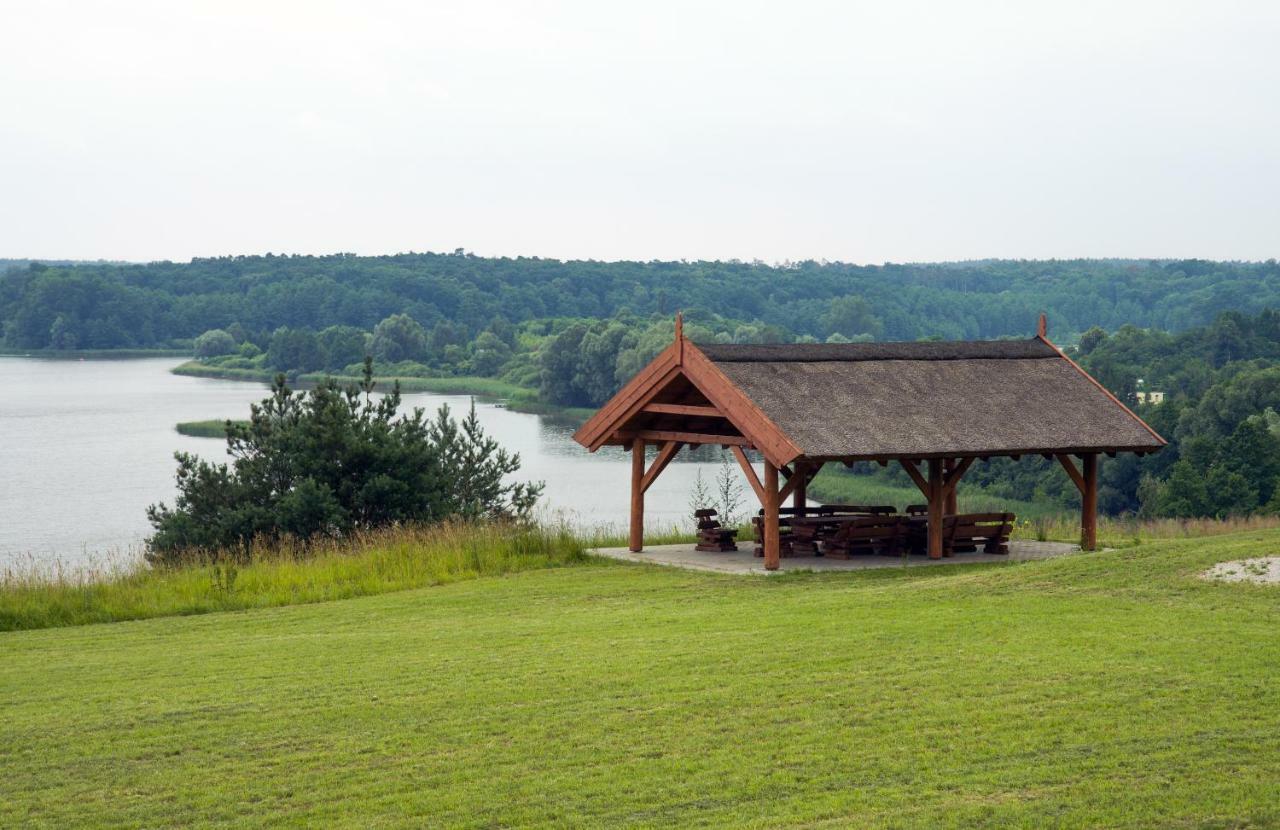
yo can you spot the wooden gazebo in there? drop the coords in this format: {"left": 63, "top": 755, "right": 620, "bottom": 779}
{"left": 573, "top": 315, "right": 1166, "bottom": 570}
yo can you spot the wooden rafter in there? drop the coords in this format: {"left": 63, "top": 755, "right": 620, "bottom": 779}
{"left": 899, "top": 459, "right": 930, "bottom": 497}
{"left": 779, "top": 463, "right": 818, "bottom": 503}
{"left": 588, "top": 365, "right": 686, "bottom": 451}
{"left": 630, "top": 429, "right": 749, "bottom": 447}
{"left": 1056, "top": 453, "right": 1086, "bottom": 494}
{"left": 641, "top": 441, "right": 682, "bottom": 493}
{"left": 573, "top": 343, "right": 679, "bottom": 450}
{"left": 641, "top": 403, "right": 723, "bottom": 418}
{"left": 575, "top": 340, "right": 801, "bottom": 466}
{"left": 731, "top": 446, "right": 767, "bottom": 503}
{"left": 944, "top": 456, "right": 975, "bottom": 494}
{"left": 681, "top": 344, "right": 803, "bottom": 467}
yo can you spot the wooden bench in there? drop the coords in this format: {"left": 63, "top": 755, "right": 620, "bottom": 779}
{"left": 694, "top": 508, "right": 739, "bottom": 552}
{"left": 944, "top": 512, "right": 1015, "bottom": 555}
{"left": 790, "top": 515, "right": 844, "bottom": 555}
{"left": 823, "top": 515, "right": 906, "bottom": 558}
{"left": 763, "top": 505, "right": 900, "bottom": 555}
{"left": 751, "top": 510, "right": 800, "bottom": 557}
{"left": 818, "top": 504, "right": 898, "bottom": 516}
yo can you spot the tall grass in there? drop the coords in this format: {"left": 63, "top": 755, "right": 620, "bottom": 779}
{"left": 0, "top": 522, "right": 589, "bottom": 632}
{"left": 1012, "top": 512, "right": 1280, "bottom": 548}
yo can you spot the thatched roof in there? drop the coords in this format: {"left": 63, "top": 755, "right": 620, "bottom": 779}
{"left": 699, "top": 338, "right": 1163, "bottom": 459}
{"left": 698, "top": 339, "right": 1057, "bottom": 363}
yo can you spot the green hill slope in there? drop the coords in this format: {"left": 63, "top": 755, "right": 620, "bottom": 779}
{"left": 3, "top": 532, "right": 1279, "bottom": 827}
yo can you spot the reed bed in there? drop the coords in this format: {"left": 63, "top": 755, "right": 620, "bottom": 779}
{"left": 0, "top": 522, "right": 588, "bottom": 632}
{"left": 174, "top": 419, "right": 248, "bottom": 437}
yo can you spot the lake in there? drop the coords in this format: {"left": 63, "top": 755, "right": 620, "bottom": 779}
{"left": 0, "top": 356, "right": 744, "bottom": 569}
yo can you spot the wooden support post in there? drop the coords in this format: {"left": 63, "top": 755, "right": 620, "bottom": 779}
{"left": 944, "top": 458, "right": 958, "bottom": 515}
{"left": 792, "top": 461, "right": 808, "bottom": 517}
{"left": 629, "top": 438, "right": 645, "bottom": 552}
{"left": 927, "top": 457, "right": 944, "bottom": 560}
{"left": 763, "top": 460, "right": 781, "bottom": 571}
{"left": 1058, "top": 452, "right": 1099, "bottom": 552}
{"left": 1082, "top": 452, "right": 1098, "bottom": 551}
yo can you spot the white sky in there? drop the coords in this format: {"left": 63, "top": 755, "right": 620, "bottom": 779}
{"left": 1, "top": 0, "right": 1278, "bottom": 264}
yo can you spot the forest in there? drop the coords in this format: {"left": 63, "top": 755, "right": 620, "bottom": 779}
{"left": 4, "top": 253, "right": 1280, "bottom": 350}
{"left": 7, "top": 253, "right": 1280, "bottom": 521}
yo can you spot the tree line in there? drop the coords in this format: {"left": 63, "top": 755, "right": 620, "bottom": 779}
{"left": 5, "top": 253, "right": 1280, "bottom": 351}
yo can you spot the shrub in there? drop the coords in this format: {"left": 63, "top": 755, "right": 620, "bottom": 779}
{"left": 146, "top": 359, "right": 543, "bottom": 563}
{"left": 371, "top": 314, "right": 428, "bottom": 363}
{"left": 194, "top": 329, "right": 237, "bottom": 358}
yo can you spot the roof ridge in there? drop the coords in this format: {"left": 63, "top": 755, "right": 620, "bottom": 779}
{"left": 695, "top": 339, "right": 1057, "bottom": 363}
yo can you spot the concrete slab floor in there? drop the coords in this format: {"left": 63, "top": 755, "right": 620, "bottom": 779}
{"left": 590, "top": 539, "right": 1079, "bottom": 575}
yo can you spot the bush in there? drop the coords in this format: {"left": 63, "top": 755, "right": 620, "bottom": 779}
{"left": 146, "top": 360, "right": 543, "bottom": 563}
{"left": 194, "top": 329, "right": 237, "bottom": 358}
{"left": 371, "top": 314, "right": 428, "bottom": 363}
{"left": 266, "top": 327, "right": 324, "bottom": 372}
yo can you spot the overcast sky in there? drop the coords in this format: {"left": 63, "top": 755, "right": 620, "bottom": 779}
{"left": 1, "top": 1, "right": 1278, "bottom": 264}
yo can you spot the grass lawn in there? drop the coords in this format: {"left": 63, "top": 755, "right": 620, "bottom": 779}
{"left": 3, "top": 531, "right": 1280, "bottom": 827}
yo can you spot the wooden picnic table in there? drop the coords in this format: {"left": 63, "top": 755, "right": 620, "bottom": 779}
{"left": 789, "top": 513, "right": 896, "bottom": 554}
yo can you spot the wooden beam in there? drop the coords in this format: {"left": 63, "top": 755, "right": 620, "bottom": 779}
{"left": 641, "top": 441, "right": 682, "bottom": 493}
{"left": 1056, "top": 453, "right": 1086, "bottom": 494}
{"left": 944, "top": 456, "right": 975, "bottom": 494}
{"left": 927, "top": 458, "right": 944, "bottom": 560}
{"left": 1082, "top": 453, "right": 1099, "bottom": 551}
{"left": 586, "top": 364, "right": 684, "bottom": 452}
{"left": 641, "top": 402, "right": 723, "bottom": 418}
{"left": 682, "top": 344, "right": 804, "bottom": 467}
{"left": 784, "top": 461, "right": 817, "bottom": 515}
{"left": 574, "top": 345, "right": 678, "bottom": 450}
{"left": 899, "top": 459, "right": 930, "bottom": 498}
{"left": 779, "top": 461, "right": 818, "bottom": 506}
{"left": 633, "top": 429, "right": 749, "bottom": 446}
{"left": 763, "top": 460, "right": 781, "bottom": 570}
{"left": 629, "top": 438, "right": 645, "bottom": 552}
{"left": 731, "top": 446, "right": 767, "bottom": 503}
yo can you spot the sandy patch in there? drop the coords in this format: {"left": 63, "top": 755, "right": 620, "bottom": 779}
{"left": 1202, "top": 556, "right": 1280, "bottom": 584}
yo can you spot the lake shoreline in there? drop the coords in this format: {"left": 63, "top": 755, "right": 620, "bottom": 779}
{"left": 0, "top": 347, "right": 190, "bottom": 359}
{"left": 171, "top": 360, "right": 595, "bottom": 424}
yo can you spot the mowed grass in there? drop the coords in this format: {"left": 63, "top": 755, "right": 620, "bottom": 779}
{"left": 3, "top": 531, "right": 1280, "bottom": 827}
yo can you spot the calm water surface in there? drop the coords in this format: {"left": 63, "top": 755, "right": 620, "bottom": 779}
{"left": 0, "top": 357, "right": 739, "bottom": 568}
